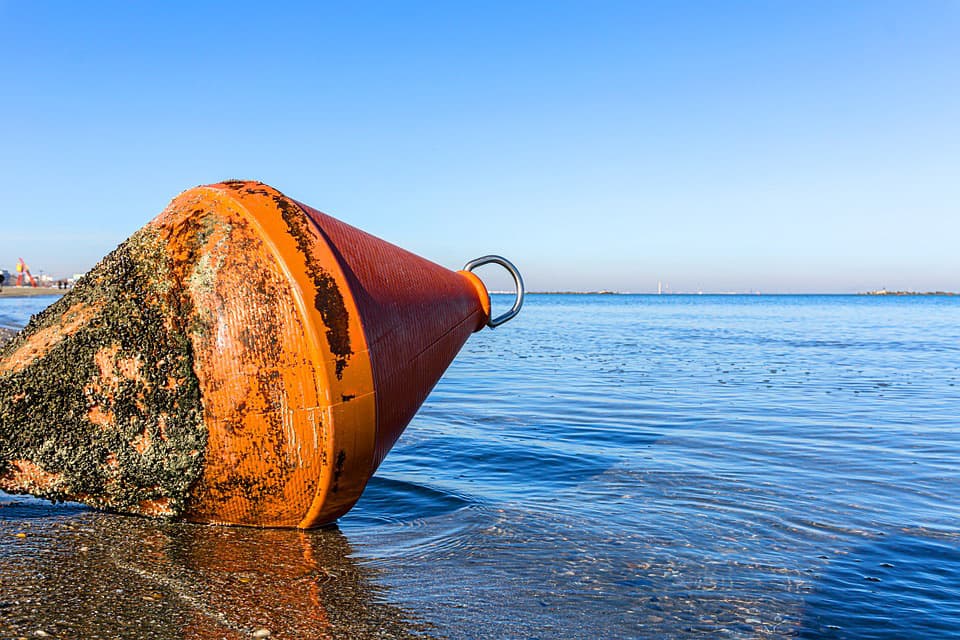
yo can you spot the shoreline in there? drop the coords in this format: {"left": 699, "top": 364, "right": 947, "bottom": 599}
{"left": 861, "top": 290, "right": 957, "bottom": 296}
{"left": 519, "top": 291, "right": 960, "bottom": 296}
{"left": 0, "top": 287, "right": 66, "bottom": 298}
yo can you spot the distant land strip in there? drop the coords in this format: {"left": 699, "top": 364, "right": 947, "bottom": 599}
{"left": 525, "top": 290, "right": 620, "bottom": 295}
{"left": 0, "top": 286, "right": 66, "bottom": 298}
{"left": 493, "top": 290, "right": 960, "bottom": 296}
{"left": 861, "top": 290, "right": 958, "bottom": 296}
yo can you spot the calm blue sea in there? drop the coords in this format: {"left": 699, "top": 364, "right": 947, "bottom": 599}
{"left": 2, "top": 293, "right": 959, "bottom": 638}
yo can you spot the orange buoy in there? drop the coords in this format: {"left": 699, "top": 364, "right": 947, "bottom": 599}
{"left": 0, "top": 180, "right": 523, "bottom": 528}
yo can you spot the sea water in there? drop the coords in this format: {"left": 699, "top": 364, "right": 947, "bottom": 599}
{"left": 2, "top": 293, "right": 959, "bottom": 638}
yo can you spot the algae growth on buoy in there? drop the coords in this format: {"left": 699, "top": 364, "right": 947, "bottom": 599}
{"left": 0, "top": 181, "right": 523, "bottom": 528}
{"left": 0, "top": 228, "right": 206, "bottom": 517}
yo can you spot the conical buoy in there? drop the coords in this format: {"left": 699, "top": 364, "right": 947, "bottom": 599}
{"left": 0, "top": 181, "right": 523, "bottom": 528}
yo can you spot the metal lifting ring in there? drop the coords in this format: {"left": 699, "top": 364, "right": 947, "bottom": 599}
{"left": 463, "top": 255, "right": 525, "bottom": 328}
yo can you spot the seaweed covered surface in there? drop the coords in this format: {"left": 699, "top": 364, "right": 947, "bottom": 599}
{"left": 0, "top": 227, "right": 206, "bottom": 517}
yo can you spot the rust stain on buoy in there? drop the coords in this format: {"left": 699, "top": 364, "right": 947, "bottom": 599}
{"left": 0, "top": 181, "right": 523, "bottom": 528}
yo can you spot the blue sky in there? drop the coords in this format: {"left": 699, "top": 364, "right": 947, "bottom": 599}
{"left": 1, "top": 1, "right": 957, "bottom": 293}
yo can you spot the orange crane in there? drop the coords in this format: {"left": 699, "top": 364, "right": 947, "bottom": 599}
{"left": 15, "top": 258, "right": 38, "bottom": 287}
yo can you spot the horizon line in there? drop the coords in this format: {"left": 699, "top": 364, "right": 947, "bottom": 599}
{"left": 489, "top": 290, "right": 959, "bottom": 296}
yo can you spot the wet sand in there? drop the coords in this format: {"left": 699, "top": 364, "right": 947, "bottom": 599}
{"left": 0, "top": 494, "right": 425, "bottom": 639}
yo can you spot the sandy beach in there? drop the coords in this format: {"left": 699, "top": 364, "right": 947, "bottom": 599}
{"left": 0, "top": 286, "right": 65, "bottom": 298}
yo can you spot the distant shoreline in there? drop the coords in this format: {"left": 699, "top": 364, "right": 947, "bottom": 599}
{"left": 0, "top": 287, "right": 66, "bottom": 298}
{"left": 507, "top": 291, "right": 960, "bottom": 296}
{"left": 860, "top": 290, "right": 957, "bottom": 296}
